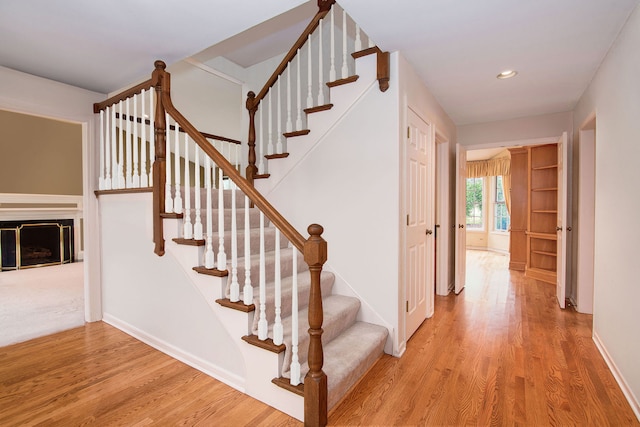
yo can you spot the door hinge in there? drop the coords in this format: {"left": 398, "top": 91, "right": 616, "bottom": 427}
{"left": 407, "top": 126, "right": 410, "bottom": 139}
{"left": 406, "top": 214, "right": 409, "bottom": 226}
{"left": 406, "top": 301, "right": 409, "bottom": 312}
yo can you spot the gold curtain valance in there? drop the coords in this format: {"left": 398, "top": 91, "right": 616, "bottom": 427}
{"left": 466, "top": 158, "right": 510, "bottom": 178}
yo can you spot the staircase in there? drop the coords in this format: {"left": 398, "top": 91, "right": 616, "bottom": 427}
{"left": 168, "top": 187, "right": 388, "bottom": 412}
{"left": 93, "top": 1, "right": 392, "bottom": 424}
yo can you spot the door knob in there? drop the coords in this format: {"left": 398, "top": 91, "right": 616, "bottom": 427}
{"left": 426, "top": 229, "right": 433, "bottom": 235}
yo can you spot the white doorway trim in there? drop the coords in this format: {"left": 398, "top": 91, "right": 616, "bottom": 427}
{"left": 435, "top": 131, "right": 450, "bottom": 295}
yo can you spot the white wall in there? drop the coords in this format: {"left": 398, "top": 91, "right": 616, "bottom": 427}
{"left": 99, "top": 193, "right": 245, "bottom": 385}
{"left": 573, "top": 3, "right": 640, "bottom": 418}
{"left": 0, "top": 65, "right": 105, "bottom": 322}
{"left": 458, "top": 111, "right": 573, "bottom": 147}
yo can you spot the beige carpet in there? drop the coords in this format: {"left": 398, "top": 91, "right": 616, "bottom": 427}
{"left": 0, "top": 262, "right": 84, "bottom": 347}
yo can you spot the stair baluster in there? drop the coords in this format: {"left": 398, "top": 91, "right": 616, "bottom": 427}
{"left": 194, "top": 145, "right": 203, "bottom": 240}
{"left": 110, "top": 104, "right": 117, "bottom": 189}
{"left": 317, "top": 23, "right": 325, "bottom": 106}
{"left": 165, "top": 113, "right": 173, "bottom": 213}
{"left": 204, "top": 157, "right": 215, "bottom": 268}
{"left": 276, "top": 77, "right": 283, "bottom": 154}
{"left": 273, "top": 228, "right": 283, "bottom": 345}
{"left": 133, "top": 94, "right": 140, "bottom": 187}
{"left": 243, "top": 194, "right": 253, "bottom": 305}
{"left": 341, "top": 9, "right": 349, "bottom": 79}
{"left": 126, "top": 97, "right": 133, "bottom": 188}
{"left": 329, "top": 7, "right": 336, "bottom": 82}
{"left": 229, "top": 181, "right": 240, "bottom": 302}
{"left": 140, "top": 89, "right": 148, "bottom": 187}
{"left": 296, "top": 52, "right": 303, "bottom": 131}
{"left": 258, "top": 212, "right": 268, "bottom": 340}
{"left": 173, "top": 122, "right": 182, "bottom": 213}
{"left": 98, "top": 109, "right": 106, "bottom": 190}
{"left": 217, "top": 150, "right": 227, "bottom": 269}
{"left": 183, "top": 134, "right": 193, "bottom": 239}
{"left": 118, "top": 101, "right": 125, "bottom": 189}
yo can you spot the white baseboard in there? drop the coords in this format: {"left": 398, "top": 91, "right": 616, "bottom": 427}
{"left": 102, "top": 313, "right": 246, "bottom": 393}
{"left": 593, "top": 331, "right": 640, "bottom": 422}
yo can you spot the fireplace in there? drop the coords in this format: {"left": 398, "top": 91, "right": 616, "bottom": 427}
{"left": 0, "top": 219, "right": 74, "bottom": 270}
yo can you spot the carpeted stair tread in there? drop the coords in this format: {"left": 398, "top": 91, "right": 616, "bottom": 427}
{"left": 234, "top": 248, "right": 308, "bottom": 286}
{"left": 237, "top": 271, "right": 335, "bottom": 329}
{"left": 300, "top": 321, "right": 388, "bottom": 409}
{"left": 269, "top": 294, "right": 361, "bottom": 379}
{"left": 212, "top": 227, "right": 289, "bottom": 257}
{"left": 183, "top": 207, "right": 264, "bottom": 232}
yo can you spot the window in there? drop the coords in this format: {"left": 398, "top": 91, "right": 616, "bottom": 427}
{"left": 466, "top": 177, "right": 484, "bottom": 229}
{"left": 494, "top": 176, "right": 510, "bottom": 232}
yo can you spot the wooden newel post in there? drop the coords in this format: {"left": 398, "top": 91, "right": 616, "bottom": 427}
{"left": 318, "top": 0, "right": 335, "bottom": 12}
{"left": 246, "top": 91, "right": 258, "bottom": 186}
{"left": 152, "top": 60, "right": 168, "bottom": 256}
{"left": 304, "top": 224, "right": 328, "bottom": 427}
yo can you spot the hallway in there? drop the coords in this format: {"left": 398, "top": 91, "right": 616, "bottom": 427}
{"left": 329, "top": 250, "right": 639, "bottom": 425}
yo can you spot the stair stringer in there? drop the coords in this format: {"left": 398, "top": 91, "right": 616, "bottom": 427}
{"left": 162, "top": 220, "right": 305, "bottom": 421}
{"left": 257, "top": 53, "right": 378, "bottom": 194}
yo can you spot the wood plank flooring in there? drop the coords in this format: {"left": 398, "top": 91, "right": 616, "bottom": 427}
{"left": 1, "top": 250, "right": 637, "bottom": 426}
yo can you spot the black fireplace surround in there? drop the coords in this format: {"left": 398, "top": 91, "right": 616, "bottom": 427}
{"left": 0, "top": 219, "right": 74, "bottom": 270}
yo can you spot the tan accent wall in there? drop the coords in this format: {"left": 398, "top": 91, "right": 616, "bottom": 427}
{"left": 0, "top": 110, "right": 82, "bottom": 195}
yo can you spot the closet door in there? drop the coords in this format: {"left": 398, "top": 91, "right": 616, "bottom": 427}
{"left": 556, "top": 132, "right": 568, "bottom": 308}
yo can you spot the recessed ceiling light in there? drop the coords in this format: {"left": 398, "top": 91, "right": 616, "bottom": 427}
{"left": 497, "top": 70, "right": 518, "bottom": 79}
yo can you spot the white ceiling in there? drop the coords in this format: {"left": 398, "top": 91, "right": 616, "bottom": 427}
{"left": 1, "top": 0, "right": 638, "bottom": 126}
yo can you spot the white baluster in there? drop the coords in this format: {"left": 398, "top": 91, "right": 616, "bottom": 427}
{"left": 165, "top": 113, "right": 173, "bottom": 213}
{"left": 118, "top": 101, "right": 125, "bottom": 189}
{"left": 140, "top": 89, "right": 148, "bottom": 187}
{"left": 132, "top": 94, "right": 140, "bottom": 187}
{"left": 368, "top": 34, "right": 374, "bottom": 48}
{"left": 126, "top": 97, "right": 133, "bottom": 188}
{"left": 355, "top": 23, "right": 362, "bottom": 52}
{"left": 307, "top": 34, "right": 313, "bottom": 108}
{"left": 341, "top": 9, "right": 349, "bottom": 79}
{"left": 149, "top": 89, "right": 154, "bottom": 186}
{"left": 276, "top": 77, "right": 283, "bottom": 154}
{"left": 193, "top": 145, "right": 203, "bottom": 240}
{"left": 98, "top": 110, "right": 105, "bottom": 190}
{"left": 267, "top": 93, "right": 274, "bottom": 155}
{"left": 329, "top": 8, "right": 336, "bottom": 82}
{"left": 273, "top": 229, "right": 283, "bottom": 345}
{"left": 258, "top": 212, "right": 268, "bottom": 340}
{"left": 258, "top": 107, "right": 265, "bottom": 173}
{"left": 318, "top": 23, "right": 325, "bottom": 105}
{"left": 290, "top": 250, "right": 301, "bottom": 386}
{"left": 229, "top": 181, "right": 240, "bottom": 302}
{"left": 173, "top": 123, "right": 182, "bottom": 213}
{"left": 204, "top": 157, "right": 215, "bottom": 268}
{"left": 243, "top": 195, "right": 253, "bottom": 305}
{"left": 217, "top": 157, "right": 227, "bottom": 270}
{"left": 111, "top": 104, "right": 117, "bottom": 189}
{"left": 296, "top": 51, "right": 303, "bottom": 131}
{"left": 286, "top": 66, "right": 292, "bottom": 133}
{"left": 183, "top": 135, "right": 192, "bottom": 239}
{"left": 104, "top": 106, "right": 112, "bottom": 190}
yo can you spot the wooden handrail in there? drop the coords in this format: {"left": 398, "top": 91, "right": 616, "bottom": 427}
{"left": 248, "top": 0, "right": 336, "bottom": 110}
{"left": 93, "top": 79, "right": 155, "bottom": 113}
{"left": 156, "top": 62, "right": 306, "bottom": 252}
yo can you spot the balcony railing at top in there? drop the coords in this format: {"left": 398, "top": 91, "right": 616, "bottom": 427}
{"left": 245, "top": 0, "right": 389, "bottom": 184}
{"left": 93, "top": 85, "right": 242, "bottom": 216}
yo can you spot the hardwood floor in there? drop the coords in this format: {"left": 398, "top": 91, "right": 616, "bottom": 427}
{"left": 331, "top": 250, "right": 639, "bottom": 426}
{"left": 1, "top": 250, "right": 637, "bottom": 426}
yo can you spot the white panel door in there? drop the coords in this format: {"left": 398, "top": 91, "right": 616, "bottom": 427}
{"left": 405, "top": 109, "right": 433, "bottom": 339}
{"left": 455, "top": 144, "right": 467, "bottom": 294}
{"left": 556, "top": 132, "right": 569, "bottom": 308}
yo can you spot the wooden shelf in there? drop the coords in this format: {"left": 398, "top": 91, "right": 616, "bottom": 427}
{"left": 527, "top": 232, "right": 557, "bottom": 240}
{"left": 532, "top": 250, "right": 557, "bottom": 257}
{"left": 532, "top": 210, "right": 557, "bottom": 214}
{"left": 532, "top": 187, "right": 558, "bottom": 192}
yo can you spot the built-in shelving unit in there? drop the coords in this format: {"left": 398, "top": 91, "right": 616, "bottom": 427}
{"left": 526, "top": 144, "right": 558, "bottom": 284}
